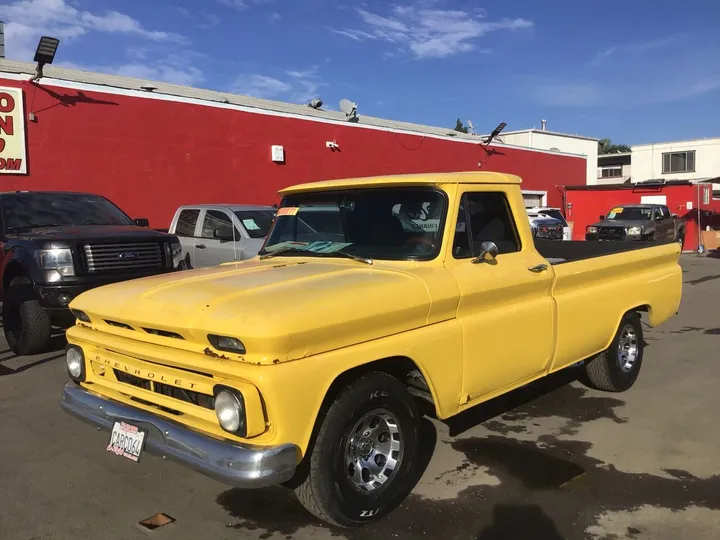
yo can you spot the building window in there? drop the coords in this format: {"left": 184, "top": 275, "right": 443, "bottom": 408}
{"left": 662, "top": 151, "right": 695, "bottom": 174}
{"left": 599, "top": 166, "right": 622, "bottom": 178}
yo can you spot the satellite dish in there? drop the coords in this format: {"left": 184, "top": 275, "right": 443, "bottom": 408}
{"left": 467, "top": 120, "right": 474, "bottom": 130}
{"left": 339, "top": 98, "right": 358, "bottom": 121}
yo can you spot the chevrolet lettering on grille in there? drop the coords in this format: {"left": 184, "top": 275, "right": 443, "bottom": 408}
{"left": 98, "top": 356, "right": 197, "bottom": 389}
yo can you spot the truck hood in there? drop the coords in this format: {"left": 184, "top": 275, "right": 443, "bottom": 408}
{"left": 592, "top": 220, "right": 651, "bottom": 229}
{"left": 69, "top": 259, "right": 433, "bottom": 364}
{"left": 8, "top": 224, "right": 176, "bottom": 242}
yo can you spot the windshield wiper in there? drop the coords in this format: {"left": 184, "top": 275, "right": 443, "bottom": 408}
{"left": 259, "top": 246, "right": 373, "bottom": 265}
{"left": 259, "top": 246, "right": 309, "bottom": 260}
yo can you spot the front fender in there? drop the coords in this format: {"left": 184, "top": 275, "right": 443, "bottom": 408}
{"left": 253, "top": 319, "right": 464, "bottom": 457}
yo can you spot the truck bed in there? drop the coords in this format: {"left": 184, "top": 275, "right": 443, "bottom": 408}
{"left": 534, "top": 239, "right": 660, "bottom": 264}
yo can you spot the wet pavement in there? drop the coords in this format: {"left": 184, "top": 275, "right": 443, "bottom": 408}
{"left": 1, "top": 254, "right": 719, "bottom": 540}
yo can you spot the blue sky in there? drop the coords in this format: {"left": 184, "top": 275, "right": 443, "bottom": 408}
{"left": 1, "top": 0, "right": 719, "bottom": 145}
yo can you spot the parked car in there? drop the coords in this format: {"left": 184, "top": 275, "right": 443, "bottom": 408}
{"left": 527, "top": 206, "right": 571, "bottom": 240}
{"left": 169, "top": 204, "right": 277, "bottom": 268}
{"left": 60, "top": 172, "right": 682, "bottom": 527}
{"left": 585, "top": 203, "right": 685, "bottom": 246}
{"left": 0, "top": 191, "right": 183, "bottom": 355}
{"left": 527, "top": 210, "right": 565, "bottom": 240}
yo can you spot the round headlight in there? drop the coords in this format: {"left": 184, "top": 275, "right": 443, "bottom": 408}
{"left": 66, "top": 347, "right": 84, "bottom": 379}
{"left": 215, "top": 390, "right": 243, "bottom": 433}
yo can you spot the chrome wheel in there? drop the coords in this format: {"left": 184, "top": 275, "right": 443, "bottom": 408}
{"left": 617, "top": 324, "right": 639, "bottom": 373}
{"left": 345, "top": 409, "right": 403, "bottom": 493}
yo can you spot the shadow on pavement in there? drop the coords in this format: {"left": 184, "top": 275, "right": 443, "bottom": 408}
{"left": 0, "top": 330, "right": 67, "bottom": 377}
{"left": 476, "top": 504, "right": 563, "bottom": 540}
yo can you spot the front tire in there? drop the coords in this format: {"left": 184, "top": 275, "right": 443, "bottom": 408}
{"left": 3, "top": 283, "right": 52, "bottom": 356}
{"left": 583, "top": 311, "right": 643, "bottom": 392}
{"left": 294, "top": 372, "right": 420, "bottom": 527}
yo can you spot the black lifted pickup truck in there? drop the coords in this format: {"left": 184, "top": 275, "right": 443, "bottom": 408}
{"left": 0, "top": 191, "right": 183, "bottom": 355}
{"left": 585, "top": 203, "right": 685, "bottom": 247}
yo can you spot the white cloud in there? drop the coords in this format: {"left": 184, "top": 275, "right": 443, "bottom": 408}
{"left": 535, "top": 83, "right": 604, "bottom": 107}
{"left": 330, "top": 4, "right": 532, "bottom": 58}
{"left": 532, "top": 76, "right": 720, "bottom": 108}
{"left": 231, "top": 74, "right": 291, "bottom": 97}
{"left": 589, "top": 35, "right": 684, "bottom": 66}
{"left": 217, "top": 0, "right": 276, "bottom": 11}
{"left": 0, "top": 0, "right": 185, "bottom": 61}
{"left": 58, "top": 59, "right": 205, "bottom": 87}
{"left": 269, "top": 11, "right": 281, "bottom": 22}
{"left": 230, "top": 66, "right": 324, "bottom": 103}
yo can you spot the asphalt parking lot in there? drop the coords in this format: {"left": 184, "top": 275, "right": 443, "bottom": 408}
{"left": 1, "top": 254, "right": 719, "bottom": 540}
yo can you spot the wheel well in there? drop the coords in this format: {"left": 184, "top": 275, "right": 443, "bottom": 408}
{"left": 628, "top": 304, "right": 651, "bottom": 324}
{"left": 323, "top": 356, "right": 434, "bottom": 411}
{"left": 2, "top": 262, "right": 30, "bottom": 294}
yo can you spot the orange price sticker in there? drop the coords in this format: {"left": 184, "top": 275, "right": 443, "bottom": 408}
{"left": 277, "top": 207, "right": 299, "bottom": 216}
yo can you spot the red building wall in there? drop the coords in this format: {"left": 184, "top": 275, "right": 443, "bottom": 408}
{"left": 0, "top": 76, "right": 586, "bottom": 228}
{"left": 565, "top": 183, "right": 720, "bottom": 251}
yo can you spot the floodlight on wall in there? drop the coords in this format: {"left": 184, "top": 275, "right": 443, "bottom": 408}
{"left": 29, "top": 35, "right": 60, "bottom": 82}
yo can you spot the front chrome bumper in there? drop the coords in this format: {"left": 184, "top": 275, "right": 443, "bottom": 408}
{"left": 60, "top": 382, "right": 298, "bottom": 488}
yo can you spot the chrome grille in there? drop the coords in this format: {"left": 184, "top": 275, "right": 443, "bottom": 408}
{"left": 84, "top": 242, "right": 163, "bottom": 272}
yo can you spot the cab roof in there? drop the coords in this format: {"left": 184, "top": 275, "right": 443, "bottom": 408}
{"left": 279, "top": 171, "right": 522, "bottom": 196}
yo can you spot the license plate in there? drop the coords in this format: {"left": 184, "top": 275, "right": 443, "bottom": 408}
{"left": 107, "top": 421, "right": 147, "bottom": 462}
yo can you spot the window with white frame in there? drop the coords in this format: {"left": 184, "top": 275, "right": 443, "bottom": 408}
{"left": 662, "top": 151, "right": 695, "bottom": 174}
{"left": 598, "top": 165, "right": 622, "bottom": 178}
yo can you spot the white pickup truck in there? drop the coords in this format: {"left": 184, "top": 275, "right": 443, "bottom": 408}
{"left": 168, "top": 204, "right": 276, "bottom": 268}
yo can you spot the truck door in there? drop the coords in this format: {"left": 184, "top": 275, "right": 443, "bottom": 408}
{"left": 172, "top": 208, "right": 201, "bottom": 265}
{"left": 655, "top": 206, "right": 674, "bottom": 241}
{"left": 194, "top": 209, "right": 243, "bottom": 267}
{"left": 446, "top": 186, "right": 556, "bottom": 402}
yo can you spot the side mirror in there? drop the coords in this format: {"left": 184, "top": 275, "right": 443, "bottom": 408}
{"left": 599, "top": 215, "right": 605, "bottom": 220}
{"left": 472, "top": 241, "right": 498, "bottom": 264}
{"left": 213, "top": 226, "right": 235, "bottom": 241}
{"left": 672, "top": 213, "right": 678, "bottom": 218}
{"left": 134, "top": 218, "right": 150, "bottom": 227}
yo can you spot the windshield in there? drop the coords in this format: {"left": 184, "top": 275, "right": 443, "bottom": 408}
{"left": 262, "top": 188, "right": 446, "bottom": 260}
{"left": 539, "top": 209, "right": 568, "bottom": 226}
{"left": 2, "top": 193, "right": 134, "bottom": 231}
{"left": 605, "top": 206, "right": 652, "bottom": 221}
{"left": 234, "top": 210, "right": 276, "bottom": 239}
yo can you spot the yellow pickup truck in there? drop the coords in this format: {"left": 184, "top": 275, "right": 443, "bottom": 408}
{"left": 61, "top": 172, "right": 682, "bottom": 527}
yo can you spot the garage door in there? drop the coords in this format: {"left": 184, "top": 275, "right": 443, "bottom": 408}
{"left": 522, "top": 193, "right": 545, "bottom": 208}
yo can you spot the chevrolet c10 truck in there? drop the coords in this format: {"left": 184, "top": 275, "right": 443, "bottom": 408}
{"left": 60, "top": 172, "right": 682, "bottom": 527}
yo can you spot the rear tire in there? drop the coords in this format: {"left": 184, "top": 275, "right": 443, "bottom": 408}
{"left": 3, "top": 282, "right": 52, "bottom": 356}
{"left": 294, "top": 372, "right": 421, "bottom": 527}
{"left": 676, "top": 230, "right": 685, "bottom": 249}
{"left": 583, "top": 312, "right": 643, "bottom": 392}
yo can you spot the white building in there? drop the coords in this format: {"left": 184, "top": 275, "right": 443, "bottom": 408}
{"left": 597, "top": 152, "right": 631, "bottom": 184}
{"left": 496, "top": 122, "right": 599, "bottom": 186}
{"left": 630, "top": 137, "right": 720, "bottom": 188}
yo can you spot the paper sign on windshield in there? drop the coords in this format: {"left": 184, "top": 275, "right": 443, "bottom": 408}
{"left": 242, "top": 219, "right": 260, "bottom": 231}
{"left": 277, "top": 207, "right": 299, "bottom": 216}
{"left": 611, "top": 207, "right": 623, "bottom": 214}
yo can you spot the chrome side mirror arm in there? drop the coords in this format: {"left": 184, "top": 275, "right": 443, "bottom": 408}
{"left": 471, "top": 241, "right": 498, "bottom": 264}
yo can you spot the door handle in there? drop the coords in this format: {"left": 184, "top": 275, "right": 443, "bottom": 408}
{"left": 196, "top": 244, "right": 206, "bottom": 249}
{"left": 528, "top": 264, "right": 548, "bottom": 273}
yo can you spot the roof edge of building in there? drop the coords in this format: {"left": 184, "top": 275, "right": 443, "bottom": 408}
{"left": 0, "top": 58, "right": 589, "bottom": 160}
